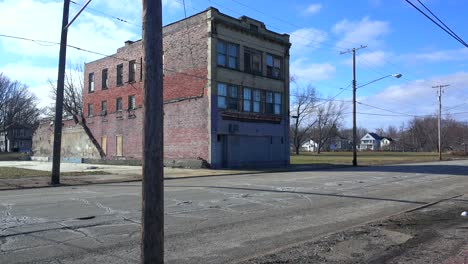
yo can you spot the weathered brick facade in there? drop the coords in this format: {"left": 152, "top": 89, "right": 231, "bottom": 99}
{"left": 35, "top": 7, "right": 291, "bottom": 168}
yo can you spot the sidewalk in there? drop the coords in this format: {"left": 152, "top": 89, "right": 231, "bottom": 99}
{"left": 0, "top": 161, "right": 343, "bottom": 190}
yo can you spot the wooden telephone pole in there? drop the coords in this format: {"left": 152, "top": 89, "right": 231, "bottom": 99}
{"left": 340, "top": 45, "right": 367, "bottom": 166}
{"left": 141, "top": 1, "right": 164, "bottom": 263}
{"left": 433, "top": 84, "right": 450, "bottom": 161}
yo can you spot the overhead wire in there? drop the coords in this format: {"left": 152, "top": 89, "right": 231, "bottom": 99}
{"left": 69, "top": 0, "right": 139, "bottom": 27}
{"left": 404, "top": 0, "right": 467, "bottom": 47}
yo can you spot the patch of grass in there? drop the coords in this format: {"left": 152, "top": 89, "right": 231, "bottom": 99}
{"left": 290, "top": 151, "right": 464, "bottom": 166}
{"left": 0, "top": 152, "right": 30, "bottom": 161}
{"left": 0, "top": 167, "right": 108, "bottom": 179}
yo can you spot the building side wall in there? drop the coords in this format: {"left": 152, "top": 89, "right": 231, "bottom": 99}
{"left": 32, "top": 120, "right": 99, "bottom": 159}
{"left": 81, "top": 11, "right": 210, "bottom": 163}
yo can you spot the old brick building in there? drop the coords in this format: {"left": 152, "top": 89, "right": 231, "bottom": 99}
{"left": 82, "top": 7, "right": 290, "bottom": 168}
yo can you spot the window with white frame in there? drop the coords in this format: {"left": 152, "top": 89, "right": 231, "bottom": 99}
{"left": 217, "top": 40, "right": 239, "bottom": 69}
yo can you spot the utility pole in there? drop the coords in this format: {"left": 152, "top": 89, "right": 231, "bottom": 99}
{"left": 141, "top": 1, "right": 164, "bottom": 264}
{"left": 433, "top": 84, "right": 450, "bottom": 161}
{"left": 51, "top": 0, "right": 70, "bottom": 185}
{"left": 341, "top": 45, "right": 367, "bottom": 167}
{"left": 51, "top": 0, "right": 92, "bottom": 185}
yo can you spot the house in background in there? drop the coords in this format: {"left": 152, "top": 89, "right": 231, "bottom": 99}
{"left": 359, "top": 132, "right": 396, "bottom": 151}
{"left": 359, "top": 132, "right": 383, "bottom": 151}
{"left": 301, "top": 139, "right": 318, "bottom": 152}
{"left": 380, "top": 137, "right": 394, "bottom": 150}
{"left": 0, "top": 126, "right": 34, "bottom": 153}
{"left": 34, "top": 7, "right": 291, "bottom": 168}
{"left": 329, "top": 135, "right": 352, "bottom": 151}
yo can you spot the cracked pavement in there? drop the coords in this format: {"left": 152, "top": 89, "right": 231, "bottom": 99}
{"left": 0, "top": 160, "right": 467, "bottom": 263}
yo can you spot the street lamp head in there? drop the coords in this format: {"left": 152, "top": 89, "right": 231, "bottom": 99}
{"left": 392, "top": 73, "right": 402, "bottom": 78}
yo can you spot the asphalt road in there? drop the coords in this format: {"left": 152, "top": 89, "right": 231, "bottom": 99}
{"left": 1, "top": 160, "right": 467, "bottom": 263}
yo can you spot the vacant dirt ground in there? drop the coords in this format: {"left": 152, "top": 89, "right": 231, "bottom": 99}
{"left": 239, "top": 199, "right": 468, "bottom": 264}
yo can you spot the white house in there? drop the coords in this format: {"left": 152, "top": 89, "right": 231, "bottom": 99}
{"left": 359, "top": 133, "right": 383, "bottom": 151}
{"left": 302, "top": 139, "right": 318, "bottom": 152}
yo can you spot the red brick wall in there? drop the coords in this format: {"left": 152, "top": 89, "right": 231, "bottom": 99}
{"left": 83, "top": 11, "right": 210, "bottom": 162}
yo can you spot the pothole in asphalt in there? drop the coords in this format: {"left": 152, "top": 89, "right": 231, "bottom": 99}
{"left": 76, "top": 216, "right": 96, "bottom": 220}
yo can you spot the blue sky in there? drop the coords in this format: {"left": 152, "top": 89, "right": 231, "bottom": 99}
{"left": 0, "top": 0, "right": 467, "bottom": 130}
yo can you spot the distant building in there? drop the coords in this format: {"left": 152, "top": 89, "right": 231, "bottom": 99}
{"left": 359, "top": 132, "right": 395, "bottom": 151}
{"left": 0, "top": 126, "right": 34, "bottom": 152}
{"left": 301, "top": 139, "right": 318, "bottom": 152}
{"left": 329, "top": 136, "right": 352, "bottom": 151}
{"left": 34, "top": 7, "right": 291, "bottom": 168}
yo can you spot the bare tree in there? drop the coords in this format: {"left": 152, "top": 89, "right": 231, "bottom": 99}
{"left": 0, "top": 73, "right": 40, "bottom": 136}
{"left": 312, "top": 101, "right": 345, "bottom": 154}
{"left": 48, "top": 65, "right": 106, "bottom": 158}
{"left": 290, "top": 85, "right": 318, "bottom": 155}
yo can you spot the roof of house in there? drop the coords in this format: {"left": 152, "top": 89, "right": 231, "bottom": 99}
{"left": 367, "top": 132, "right": 383, "bottom": 140}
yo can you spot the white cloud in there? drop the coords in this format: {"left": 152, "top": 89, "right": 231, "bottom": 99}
{"left": 353, "top": 71, "right": 468, "bottom": 129}
{"left": 0, "top": 0, "right": 139, "bottom": 61}
{"left": 342, "top": 50, "right": 388, "bottom": 67}
{"left": 405, "top": 48, "right": 468, "bottom": 64}
{"left": 290, "top": 27, "right": 327, "bottom": 55}
{"left": 290, "top": 59, "right": 336, "bottom": 83}
{"left": 332, "top": 17, "right": 389, "bottom": 49}
{"left": 304, "top": 3, "right": 322, "bottom": 15}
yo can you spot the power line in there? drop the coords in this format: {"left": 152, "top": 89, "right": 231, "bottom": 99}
{"left": 70, "top": 0, "right": 138, "bottom": 27}
{"left": 404, "top": 0, "right": 467, "bottom": 48}
{"left": 357, "top": 101, "right": 416, "bottom": 117}
{"left": 415, "top": 0, "right": 467, "bottom": 46}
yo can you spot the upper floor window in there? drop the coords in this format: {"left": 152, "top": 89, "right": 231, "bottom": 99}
{"left": 88, "top": 73, "right": 94, "bottom": 93}
{"left": 102, "top": 69, "right": 108, "bottom": 90}
{"left": 217, "top": 40, "right": 239, "bottom": 69}
{"left": 116, "top": 97, "right": 123, "bottom": 112}
{"left": 265, "top": 92, "right": 274, "bottom": 114}
{"left": 266, "top": 54, "right": 282, "bottom": 79}
{"left": 253, "top": 89, "right": 261, "bottom": 113}
{"left": 87, "top": 103, "right": 94, "bottom": 117}
{"left": 243, "top": 87, "right": 252, "bottom": 112}
{"left": 217, "top": 83, "right": 239, "bottom": 111}
{"left": 274, "top": 92, "right": 282, "bottom": 114}
{"left": 129, "top": 60, "right": 136, "bottom": 82}
{"left": 244, "top": 48, "right": 262, "bottom": 74}
{"left": 101, "top": 100, "right": 107, "bottom": 115}
{"left": 116, "top": 64, "right": 123, "bottom": 86}
{"left": 128, "top": 95, "right": 136, "bottom": 110}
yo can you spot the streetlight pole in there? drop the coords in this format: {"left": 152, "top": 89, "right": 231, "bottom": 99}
{"left": 341, "top": 45, "right": 366, "bottom": 166}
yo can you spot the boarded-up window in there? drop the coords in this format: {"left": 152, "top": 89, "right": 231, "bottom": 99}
{"left": 101, "top": 136, "right": 107, "bottom": 155}
{"left": 116, "top": 135, "right": 123, "bottom": 156}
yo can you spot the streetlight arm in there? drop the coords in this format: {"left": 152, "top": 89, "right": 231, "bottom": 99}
{"left": 357, "top": 73, "right": 402, "bottom": 89}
